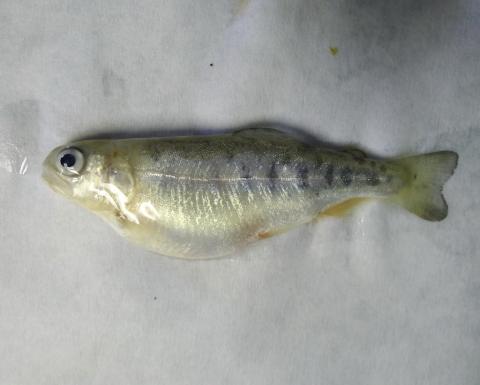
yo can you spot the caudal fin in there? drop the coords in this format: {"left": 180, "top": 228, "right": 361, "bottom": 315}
{"left": 389, "top": 151, "right": 458, "bottom": 221}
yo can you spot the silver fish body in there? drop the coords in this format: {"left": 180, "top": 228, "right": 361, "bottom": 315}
{"left": 42, "top": 128, "right": 457, "bottom": 258}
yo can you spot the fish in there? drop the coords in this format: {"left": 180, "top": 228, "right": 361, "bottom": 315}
{"left": 42, "top": 128, "right": 458, "bottom": 259}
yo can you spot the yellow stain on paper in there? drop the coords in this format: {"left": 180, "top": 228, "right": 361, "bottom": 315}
{"left": 329, "top": 46, "right": 339, "bottom": 56}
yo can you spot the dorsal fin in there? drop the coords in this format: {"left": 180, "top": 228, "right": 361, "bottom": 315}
{"left": 233, "top": 127, "right": 293, "bottom": 140}
{"left": 343, "top": 148, "right": 367, "bottom": 159}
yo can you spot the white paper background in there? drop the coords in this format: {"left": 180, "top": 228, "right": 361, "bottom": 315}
{"left": 1, "top": 1, "right": 479, "bottom": 384}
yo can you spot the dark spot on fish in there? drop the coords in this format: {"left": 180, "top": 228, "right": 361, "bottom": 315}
{"left": 154, "top": 296, "right": 157, "bottom": 300}
{"left": 150, "top": 150, "right": 161, "bottom": 162}
{"left": 297, "top": 165, "right": 309, "bottom": 189}
{"left": 325, "top": 164, "right": 334, "bottom": 186}
{"left": 365, "top": 170, "right": 380, "bottom": 186}
{"left": 341, "top": 167, "right": 353, "bottom": 186}
{"left": 268, "top": 162, "right": 278, "bottom": 178}
{"left": 380, "top": 164, "right": 387, "bottom": 172}
{"left": 413, "top": 173, "right": 417, "bottom": 180}
{"left": 241, "top": 163, "right": 252, "bottom": 179}
{"left": 281, "top": 153, "right": 291, "bottom": 166}
{"left": 267, "top": 162, "right": 279, "bottom": 191}
{"left": 210, "top": 63, "right": 214, "bottom": 67}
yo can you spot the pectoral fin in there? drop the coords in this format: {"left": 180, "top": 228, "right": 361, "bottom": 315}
{"left": 257, "top": 224, "right": 296, "bottom": 240}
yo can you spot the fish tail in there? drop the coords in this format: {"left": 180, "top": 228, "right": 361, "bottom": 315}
{"left": 388, "top": 151, "right": 458, "bottom": 221}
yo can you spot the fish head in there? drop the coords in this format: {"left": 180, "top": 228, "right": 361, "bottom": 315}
{"left": 42, "top": 140, "right": 135, "bottom": 216}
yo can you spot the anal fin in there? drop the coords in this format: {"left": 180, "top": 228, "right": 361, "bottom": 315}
{"left": 256, "top": 222, "right": 302, "bottom": 240}
{"left": 257, "top": 226, "right": 293, "bottom": 240}
{"left": 317, "top": 197, "right": 370, "bottom": 219}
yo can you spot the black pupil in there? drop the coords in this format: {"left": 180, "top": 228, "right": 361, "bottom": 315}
{"left": 60, "top": 153, "right": 76, "bottom": 168}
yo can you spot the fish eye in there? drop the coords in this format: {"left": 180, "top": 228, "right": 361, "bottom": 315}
{"left": 57, "top": 147, "right": 85, "bottom": 176}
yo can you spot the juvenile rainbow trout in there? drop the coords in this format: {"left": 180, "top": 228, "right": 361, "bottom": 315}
{"left": 42, "top": 128, "right": 458, "bottom": 258}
